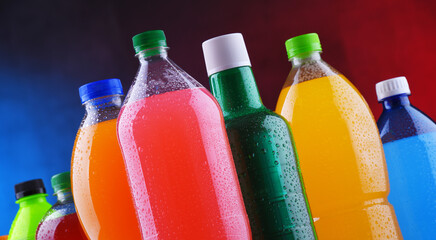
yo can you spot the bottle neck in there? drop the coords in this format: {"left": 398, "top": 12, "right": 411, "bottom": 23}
{"left": 291, "top": 51, "right": 322, "bottom": 67}
{"left": 137, "top": 46, "right": 169, "bottom": 63}
{"left": 382, "top": 94, "right": 411, "bottom": 110}
{"left": 55, "top": 189, "right": 74, "bottom": 204}
{"left": 84, "top": 94, "right": 122, "bottom": 111}
{"left": 82, "top": 95, "right": 122, "bottom": 127}
{"left": 209, "top": 66, "right": 264, "bottom": 119}
{"left": 17, "top": 193, "right": 48, "bottom": 207}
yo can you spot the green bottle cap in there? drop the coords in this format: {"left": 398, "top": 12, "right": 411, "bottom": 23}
{"left": 285, "top": 33, "right": 322, "bottom": 59}
{"left": 51, "top": 171, "right": 71, "bottom": 193}
{"left": 132, "top": 30, "right": 167, "bottom": 54}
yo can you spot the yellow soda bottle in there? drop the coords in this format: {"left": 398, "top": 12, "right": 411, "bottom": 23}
{"left": 275, "top": 33, "right": 402, "bottom": 239}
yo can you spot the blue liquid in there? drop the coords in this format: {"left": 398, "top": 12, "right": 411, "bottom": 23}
{"left": 383, "top": 131, "right": 436, "bottom": 240}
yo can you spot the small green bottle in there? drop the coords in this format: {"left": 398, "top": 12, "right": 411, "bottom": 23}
{"left": 8, "top": 179, "right": 52, "bottom": 240}
{"left": 202, "top": 33, "right": 317, "bottom": 239}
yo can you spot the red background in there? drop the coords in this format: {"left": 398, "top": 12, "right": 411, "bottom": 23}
{"left": 141, "top": 0, "right": 436, "bottom": 118}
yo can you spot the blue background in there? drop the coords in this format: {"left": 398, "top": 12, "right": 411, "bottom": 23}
{"left": 1, "top": 0, "right": 435, "bottom": 235}
{"left": 0, "top": 1, "right": 138, "bottom": 234}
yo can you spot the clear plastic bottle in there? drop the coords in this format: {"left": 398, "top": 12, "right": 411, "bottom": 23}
{"left": 117, "top": 30, "right": 251, "bottom": 239}
{"left": 203, "top": 33, "right": 317, "bottom": 240}
{"left": 276, "top": 33, "right": 402, "bottom": 239}
{"left": 376, "top": 76, "right": 436, "bottom": 240}
{"left": 36, "top": 172, "right": 87, "bottom": 240}
{"left": 8, "top": 179, "right": 52, "bottom": 240}
{"left": 71, "top": 78, "right": 141, "bottom": 239}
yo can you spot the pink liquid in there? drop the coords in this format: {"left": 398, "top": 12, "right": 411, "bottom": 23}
{"left": 117, "top": 87, "right": 251, "bottom": 240}
{"left": 36, "top": 213, "right": 87, "bottom": 240}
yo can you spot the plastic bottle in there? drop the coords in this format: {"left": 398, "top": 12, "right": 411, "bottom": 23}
{"left": 202, "top": 33, "right": 317, "bottom": 240}
{"left": 117, "top": 30, "right": 251, "bottom": 240}
{"left": 376, "top": 76, "right": 436, "bottom": 240}
{"left": 8, "top": 179, "right": 52, "bottom": 240}
{"left": 275, "top": 33, "right": 402, "bottom": 239}
{"left": 36, "top": 172, "right": 87, "bottom": 240}
{"left": 71, "top": 79, "right": 141, "bottom": 239}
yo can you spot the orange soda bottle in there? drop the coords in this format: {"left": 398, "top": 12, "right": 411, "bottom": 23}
{"left": 71, "top": 79, "right": 141, "bottom": 239}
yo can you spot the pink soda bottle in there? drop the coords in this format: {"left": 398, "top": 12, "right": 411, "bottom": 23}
{"left": 117, "top": 30, "right": 251, "bottom": 240}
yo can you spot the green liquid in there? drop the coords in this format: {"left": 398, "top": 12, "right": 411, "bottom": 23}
{"left": 210, "top": 67, "right": 316, "bottom": 239}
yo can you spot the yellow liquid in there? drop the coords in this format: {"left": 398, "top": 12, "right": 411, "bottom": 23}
{"left": 276, "top": 75, "right": 402, "bottom": 239}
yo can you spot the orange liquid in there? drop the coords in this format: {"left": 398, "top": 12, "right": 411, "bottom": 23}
{"left": 117, "top": 88, "right": 251, "bottom": 240}
{"left": 71, "top": 119, "right": 141, "bottom": 239}
{"left": 276, "top": 75, "right": 402, "bottom": 239}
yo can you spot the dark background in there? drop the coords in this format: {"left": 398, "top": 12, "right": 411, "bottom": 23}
{"left": 1, "top": 0, "right": 435, "bottom": 234}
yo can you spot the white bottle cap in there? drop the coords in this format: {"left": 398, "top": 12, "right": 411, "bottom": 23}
{"left": 202, "top": 33, "right": 252, "bottom": 77}
{"left": 375, "top": 76, "right": 411, "bottom": 101}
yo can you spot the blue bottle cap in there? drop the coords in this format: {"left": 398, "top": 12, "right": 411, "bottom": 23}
{"left": 79, "top": 78, "right": 124, "bottom": 104}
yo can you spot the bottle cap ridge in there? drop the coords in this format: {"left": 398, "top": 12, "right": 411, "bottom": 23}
{"left": 51, "top": 172, "right": 71, "bottom": 194}
{"left": 132, "top": 30, "right": 167, "bottom": 54}
{"left": 14, "top": 179, "right": 46, "bottom": 200}
{"left": 285, "top": 33, "right": 322, "bottom": 60}
{"left": 376, "top": 76, "right": 411, "bottom": 101}
{"left": 79, "top": 78, "right": 123, "bottom": 104}
{"left": 202, "top": 33, "right": 251, "bottom": 77}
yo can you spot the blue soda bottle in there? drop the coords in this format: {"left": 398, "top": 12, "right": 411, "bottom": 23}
{"left": 376, "top": 76, "right": 436, "bottom": 239}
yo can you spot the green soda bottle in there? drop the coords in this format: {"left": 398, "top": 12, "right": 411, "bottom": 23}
{"left": 202, "top": 33, "right": 317, "bottom": 239}
{"left": 8, "top": 179, "right": 52, "bottom": 240}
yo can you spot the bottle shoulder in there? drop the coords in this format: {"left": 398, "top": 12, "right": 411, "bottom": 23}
{"left": 18, "top": 201, "right": 51, "bottom": 213}
{"left": 225, "top": 110, "right": 298, "bottom": 158}
{"left": 378, "top": 105, "right": 436, "bottom": 143}
{"left": 42, "top": 201, "right": 76, "bottom": 221}
{"left": 124, "top": 57, "right": 203, "bottom": 104}
{"left": 10, "top": 200, "right": 51, "bottom": 234}
{"left": 81, "top": 95, "right": 122, "bottom": 128}
{"left": 284, "top": 59, "right": 341, "bottom": 88}
{"left": 81, "top": 106, "right": 120, "bottom": 128}
{"left": 225, "top": 109, "right": 290, "bottom": 131}
{"left": 121, "top": 87, "right": 219, "bottom": 109}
